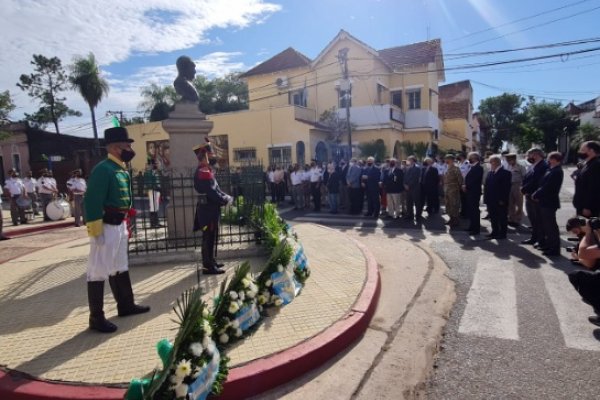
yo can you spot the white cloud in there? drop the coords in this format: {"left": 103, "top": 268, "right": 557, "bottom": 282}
{"left": 0, "top": 0, "right": 280, "bottom": 134}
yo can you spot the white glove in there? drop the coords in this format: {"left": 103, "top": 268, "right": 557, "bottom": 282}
{"left": 93, "top": 233, "right": 105, "bottom": 246}
{"left": 226, "top": 195, "right": 234, "bottom": 204}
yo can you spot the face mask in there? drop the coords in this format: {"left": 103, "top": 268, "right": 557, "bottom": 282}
{"left": 577, "top": 152, "right": 588, "bottom": 159}
{"left": 120, "top": 149, "right": 136, "bottom": 162}
{"left": 367, "top": 162, "right": 373, "bottom": 167}
{"left": 526, "top": 157, "right": 535, "bottom": 164}
{"left": 390, "top": 162, "right": 396, "bottom": 167}
{"left": 209, "top": 158, "right": 218, "bottom": 166}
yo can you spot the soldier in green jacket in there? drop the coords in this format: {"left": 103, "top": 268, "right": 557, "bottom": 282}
{"left": 143, "top": 163, "right": 163, "bottom": 228}
{"left": 84, "top": 127, "right": 150, "bottom": 333}
{"left": 444, "top": 154, "right": 463, "bottom": 228}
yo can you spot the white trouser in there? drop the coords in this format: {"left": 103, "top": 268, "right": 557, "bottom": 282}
{"left": 147, "top": 190, "right": 161, "bottom": 212}
{"left": 387, "top": 193, "right": 401, "bottom": 217}
{"left": 87, "top": 222, "right": 129, "bottom": 281}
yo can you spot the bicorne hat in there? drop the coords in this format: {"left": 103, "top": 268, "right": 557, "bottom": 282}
{"left": 104, "top": 127, "right": 134, "bottom": 144}
{"left": 192, "top": 137, "right": 213, "bottom": 154}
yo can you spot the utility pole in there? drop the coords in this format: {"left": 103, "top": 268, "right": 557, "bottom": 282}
{"left": 337, "top": 47, "right": 352, "bottom": 159}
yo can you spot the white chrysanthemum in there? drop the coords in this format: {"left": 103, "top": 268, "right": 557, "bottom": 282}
{"left": 229, "top": 302, "right": 240, "bottom": 314}
{"left": 246, "top": 289, "right": 256, "bottom": 299}
{"left": 229, "top": 291, "right": 238, "bottom": 300}
{"left": 231, "top": 319, "right": 240, "bottom": 329}
{"left": 275, "top": 298, "right": 284, "bottom": 307}
{"left": 203, "top": 320, "right": 212, "bottom": 337}
{"left": 241, "top": 278, "right": 251, "bottom": 288}
{"left": 265, "top": 279, "right": 272, "bottom": 287}
{"left": 237, "top": 300, "right": 244, "bottom": 307}
{"left": 174, "top": 383, "right": 189, "bottom": 398}
{"left": 277, "top": 265, "right": 284, "bottom": 273}
{"left": 189, "top": 342, "right": 204, "bottom": 357}
{"left": 257, "top": 295, "right": 266, "bottom": 305}
{"left": 219, "top": 333, "right": 229, "bottom": 344}
{"left": 175, "top": 359, "right": 192, "bottom": 379}
{"left": 238, "top": 290, "right": 245, "bottom": 301}
{"left": 202, "top": 335, "right": 209, "bottom": 349}
{"left": 271, "top": 294, "right": 280, "bottom": 302}
{"left": 249, "top": 282, "right": 258, "bottom": 293}
{"left": 202, "top": 308, "right": 209, "bottom": 318}
{"left": 169, "top": 374, "right": 181, "bottom": 385}
{"left": 234, "top": 328, "right": 243, "bottom": 337}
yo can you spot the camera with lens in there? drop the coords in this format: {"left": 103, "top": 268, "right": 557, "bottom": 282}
{"left": 589, "top": 217, "right": 600, "bottom": 230}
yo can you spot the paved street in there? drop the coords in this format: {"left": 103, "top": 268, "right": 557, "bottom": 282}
{"left": 280, "top": 166, "right": 600, "bottom": 399}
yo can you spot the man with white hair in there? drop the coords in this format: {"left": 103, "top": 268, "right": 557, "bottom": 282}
{"left": 380, "top": 158, "right": 403, "bottom": 219}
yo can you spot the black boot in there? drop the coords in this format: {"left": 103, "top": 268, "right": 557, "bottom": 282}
{"left": 88, "top": 281, "right": 117, "bottom": 333}
{"left": 202, "top": 230, "right": 224, "bottom": 274}
{"left": 110, "top": 271, "right": 151, "bottom": 317}
{"left": 149, "top": 212, "right": 163, "bottom": 228}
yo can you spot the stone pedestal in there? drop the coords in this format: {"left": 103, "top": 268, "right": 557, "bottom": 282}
{"left": 162, "top": 102, "right": 214, "bottom": 245}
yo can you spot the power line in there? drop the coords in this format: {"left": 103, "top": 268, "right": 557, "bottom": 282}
{"left": 451, "top": 3, "right": 600, "bottom": 51}
{"left": 445, "top": 37, "right": 600, "bottom": 60}
{"left": 446, "top": 0, "right": 597, "bottom": 44}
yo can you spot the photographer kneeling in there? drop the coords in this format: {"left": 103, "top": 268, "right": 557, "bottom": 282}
{"left": 568, "top": 217, "right": 600, "bottom": 326}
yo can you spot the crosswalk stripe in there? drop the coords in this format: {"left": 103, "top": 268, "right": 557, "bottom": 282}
{"left": 458, "top": 255, "right": 519, "bottom": 340}
{"left": 540, "top": 266, "right": 600, "bottom": 351}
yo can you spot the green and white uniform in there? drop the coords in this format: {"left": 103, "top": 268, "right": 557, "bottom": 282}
{"left": 84, "top": 154, "right": 133, "bottom": 281}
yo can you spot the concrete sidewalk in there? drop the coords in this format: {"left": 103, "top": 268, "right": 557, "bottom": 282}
{"left": 0, "top": 223, "right": 389, "bottom": 400}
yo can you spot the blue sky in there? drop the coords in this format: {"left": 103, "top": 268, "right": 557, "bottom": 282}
{"left": 2, "top": 0, "right": 599, "bottom": 137}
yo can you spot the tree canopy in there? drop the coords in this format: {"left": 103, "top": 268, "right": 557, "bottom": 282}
{"left": 478, "top": 93, "right": 578, "bottom": 153}
{"left": 17, "top": 54, "right": 80, "bottom": 133}
{"left": 70, "top": 52, "right": 109, "bottom": 149}
{"left": 139, "top": 72, "right": 248, "bottom": 121}
{"left": 0, "top": 90, "right": 16, "bottom": 121}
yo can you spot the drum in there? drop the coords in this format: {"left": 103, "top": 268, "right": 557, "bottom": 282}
{"left": 46, "top": 197, "right": 71, "bottom": 221}
{"left": 16, "top": 196, "right": 32, "bottom": 209}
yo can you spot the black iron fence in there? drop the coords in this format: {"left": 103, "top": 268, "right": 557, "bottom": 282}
{"left": 128, "top": 165, "right": 266, "bottom": 254}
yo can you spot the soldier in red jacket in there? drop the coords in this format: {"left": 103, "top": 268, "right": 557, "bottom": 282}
{"left": 193, "top": 139, "right": 232, "bottom": 274}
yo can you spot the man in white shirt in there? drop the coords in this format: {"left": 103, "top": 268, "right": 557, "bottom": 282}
{"left": 66, "top": 169, "right": 87, "bottom": 227}
{"left": 290, "top": 164, "right": 304, "bottom": 210}
{"left": 23, "top": 171, "right": 40, "bottom": 216}
{"left": 38, "top": 169, "right": 59, "bottom": 221}
{"left": 309, "top": 161, "right": 323, "bottom": 211}
{"left": 4, "top": 169, "right": 27, "bottom": 225}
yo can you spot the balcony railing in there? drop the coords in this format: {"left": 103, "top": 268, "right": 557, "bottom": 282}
{"left": 335, "top": 104, "right": 405, "bottom": 127}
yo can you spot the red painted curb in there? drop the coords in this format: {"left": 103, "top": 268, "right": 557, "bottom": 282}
{"left": 4, "top": 221, "right": 74, "bottom": 238}
{"left": 0, "top": 226, "right": 381, "bottom": 400}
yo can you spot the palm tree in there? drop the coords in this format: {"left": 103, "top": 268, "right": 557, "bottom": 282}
{"left": 70, "top": 53, "right": 109, "bottom": 151}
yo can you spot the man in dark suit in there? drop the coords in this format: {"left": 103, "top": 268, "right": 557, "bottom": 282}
{"left": 403, "top": 155, "right": 422, "bottom": 220}
{"left": 484, "top": 155, "right": 512, "bottom": 239}
{"left": 462, "top": 152, "right": 484, "bottom": 235}
{"left": 521, "top": 148, "right": 548, "bottom": 247}
{"left": 362, "top": 156, "right": 381, "bottom": 217}
{"left": 421, "top": 157, "right": 440, "bottom": 215}
{"left": 573, "top": 140, "right": 600, "bottom": 218}
{"left": 532, "top": 151, "right": 564, "bottom": 256}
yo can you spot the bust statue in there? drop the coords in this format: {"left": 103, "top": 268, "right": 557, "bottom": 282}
{"left": 174, "top": 56, "right": 199, "bottom": 103}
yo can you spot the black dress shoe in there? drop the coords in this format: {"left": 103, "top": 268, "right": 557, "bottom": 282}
{"left": 89, "top": 316, "right": 118, "bottom": 333}
{"left": 0, "top": 236, "right": 10, "bottom": 241}
{"left": 507, "top": 222, "right": 520, "bottom": 227}
{"left": 203, "top": 267, "right": 225, "bottom": 275}
{"left": 521, "top": 239, "right": 536, "bottom": 245}
{"left": 118, "top": 304, "right": 151, "bottom": 317}
{"left": 485, "top": 233, "right": 497, "bottom": 239}
{"left": 589, "top": 315, "right": 600, "bottom": 327}
{"left": 213, "top": 261, "right": 225, "bottom": 268}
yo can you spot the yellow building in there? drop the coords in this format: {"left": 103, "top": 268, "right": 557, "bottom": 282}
{"left": 128, "top": 30, "right": 480, "bottom": 167}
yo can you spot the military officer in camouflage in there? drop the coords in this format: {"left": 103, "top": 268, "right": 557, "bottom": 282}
{"left": 193, "top": 139, "right": 232, "bottom": 275}
{"left": 444, "top": 154, "right": 463, "bottom": 228}
{"left": 84, "top": 127, "right": 150, "bottom": 333}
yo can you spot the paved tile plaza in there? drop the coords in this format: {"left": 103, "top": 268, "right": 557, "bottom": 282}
{"left": 0, "top": 223, "right": 367, "bottom": 385}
